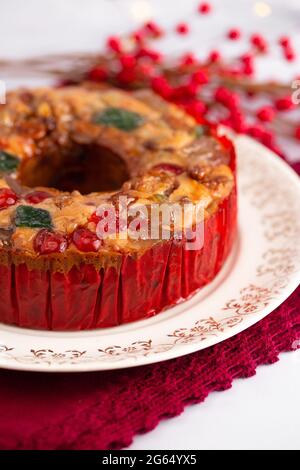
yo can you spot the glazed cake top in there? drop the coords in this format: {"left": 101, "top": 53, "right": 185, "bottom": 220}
{"left": 0, "top": 86, "right": 234, "bottom": 270}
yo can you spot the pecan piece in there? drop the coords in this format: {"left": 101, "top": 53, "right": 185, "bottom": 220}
{"left": 130, "top": 172, "right": 178, "bottom": 198}
{"left": 184, "top": 136, "right": 230, "bottom": 167}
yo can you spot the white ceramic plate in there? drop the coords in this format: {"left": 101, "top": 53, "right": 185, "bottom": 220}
{"left": 0, "top": 135, "right": 300, "bottom": 372}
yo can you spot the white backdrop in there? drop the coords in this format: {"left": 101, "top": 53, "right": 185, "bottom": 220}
{"left": 0, "top": 0, "right": 300, "bottom": 450}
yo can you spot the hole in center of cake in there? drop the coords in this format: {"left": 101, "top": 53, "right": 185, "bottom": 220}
{"left": 19, "top": 144, "right": 130, "bottom": 194}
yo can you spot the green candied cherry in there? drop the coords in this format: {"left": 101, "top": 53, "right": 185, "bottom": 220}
{"left": 0, "top": 150, "right": 20, "bottom": 173}
{"left": 93, "top": 107, "right": 144, "bottom": 132}
{"left": 15, "top": 205, "right": 53, "bottom": 229}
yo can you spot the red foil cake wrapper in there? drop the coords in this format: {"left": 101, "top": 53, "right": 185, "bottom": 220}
{"left": 0, "top": 137, "right": 237, "bottom": 331}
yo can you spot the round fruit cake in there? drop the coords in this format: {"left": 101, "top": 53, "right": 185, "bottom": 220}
{"left": 0, "top": 86, "right": 237, "bottom": 330}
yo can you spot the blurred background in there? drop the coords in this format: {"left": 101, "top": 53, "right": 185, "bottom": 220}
{"left": 0, "top": 0, "right": 299, "bottom": 84}
{"left": 1, "top": 0, "right": 298, "bottom": 159}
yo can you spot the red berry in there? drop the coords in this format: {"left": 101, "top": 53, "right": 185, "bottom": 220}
{"left": 295, "top": 126, "right": 300, "bottom": 141}
{"left": 284, "top": 47, "right": 296, "bottom": 62}
{"left": 180, "top": 53, "right": 197, "bottom": 66}
{"left": 120, "top": 54, "right": 136, "bottom": 69}
{"left": 151, "top": 76, "right": 173, "bottom": 99}
{"left": 198, "top": 2, "right": 212, "bottom": 14}
{"left": 191, "top": 69, "right": 209, "bottom": 85}
{"left": 144, "top": 21, "right": 163, "bottom": 38}
{"left": 227, "top": 28, "right": 241, "bottom": 41}
{"left": 250, "top": 34, "right": 268, "bottom": 53}
{"left": 247, "top": 125, "right": 265, "bottom": 139}
{"left": 25, "top": 191, "right": 51, "bottom": 204}
{"left": 117, "top": 68, "right": 137, "bottom": 85}
{"left": 275, "top": 96, "right": 295, "bottom": 111}
{"left": 72, "top": 227, "right": 101, "bottom": 252}
{"left": 88, "top": 66, "right": 108, "bottom": 82}
{"left": 215, "top": 87, "right": 240, "bottom": 109}
{"left": 240, "top": 53, "right": 255, "bottom": 75}
{"left": 257, "top": 106, "right": 275, "bottom": 122}
{"left": 34, "top": 229, "right": 68, "bottom": 255}
{"left": 132, "top": 30, "right": 144, "bottom": 43}
{"left": 240, "top": 53, "right": 253, "bottom": 64}
{"left": 184, "top": 101, "right": 207, "bottom": 119}
{"left": 184, "top": 81, "right": 199, "bottom": 97}
{"left": 106, "top": 36, "right": 122, "bottom": 53}
{"left": 279, "top": 36, "right": 290, "bottom": 48}
{"left": 137, "top": 47, "right": 162, "bottom": 63}
{"left": 0, "top": 188, "right": 18, "bottom": 210}
{"left": 152, "top": 163, "right": 184, "bottom": 175}
{"left": 229, "top": 109, "right": 246, "bottom": 133}
{"left": 138, "top": 63, "right": 155, "bottom": 77}
{"left": 209, "top": 50, "right": 221, "bottom": 63}
{"left": 176, "top": 23, "right": 189, "bottom": 35}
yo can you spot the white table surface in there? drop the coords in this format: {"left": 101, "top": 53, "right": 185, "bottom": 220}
{"left": 0, "top": 0, "right": 299, "bottom": 450}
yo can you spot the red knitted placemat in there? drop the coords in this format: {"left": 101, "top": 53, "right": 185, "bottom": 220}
{"left": 0, "top": 286, "right": 299, "bottom": 450}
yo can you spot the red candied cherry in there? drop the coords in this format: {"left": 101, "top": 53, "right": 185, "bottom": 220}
{"left": 198, "top": 2, "right": 212, "bottom": 14}
{"left": 275, "top": 96, "right": 295, "bottom": 111}
{"left": 152, "top": 163, "right": 184, "bottom": 175}
{"left": 295, "top": 126, "right": 300, "bottom": 141}
{"left": 89, "top": 211, "right": 102, "bottom": 225}
{"left": 34, "top": 229, "right": 68, "bottom": 255}
{"left": 227, "top": 28, "right": 241, "bottom": 41}
{"left": 0, "top": 188, "right": 18, "bottom": 210}
{"left": 72, "top": 227, "right": 102, "bottom": 252}
{"left": 89, "top": 210, "right": 119, "bottom": 235}
{"left": 25, "top": 191, "right": 51, "bottom": 204}
{"left": 256, "top": 106, "right": 275, "bottom": 122}
{"left": 175, "top": 23, "right": 190, "bottom": 35}
{"left": 89, "top": 210, "right": 114, "bottom": 227}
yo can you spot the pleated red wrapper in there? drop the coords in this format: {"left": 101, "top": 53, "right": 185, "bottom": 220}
{"left": 0, "top": 136, "right": 237, "bottom": 331}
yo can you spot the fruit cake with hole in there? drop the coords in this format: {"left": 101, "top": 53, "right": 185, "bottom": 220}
{"left": 0, "top": 86, "right": 237, "bottom": 330}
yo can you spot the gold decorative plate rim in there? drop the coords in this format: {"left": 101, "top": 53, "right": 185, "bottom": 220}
{"left": 0, "top": 135, "right": 300, "bottom": 372}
